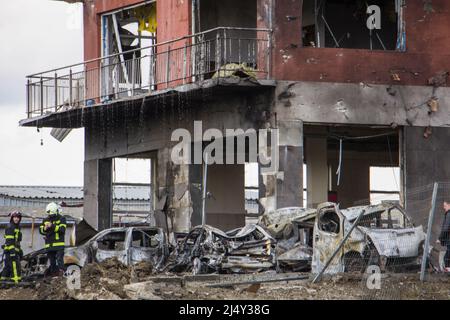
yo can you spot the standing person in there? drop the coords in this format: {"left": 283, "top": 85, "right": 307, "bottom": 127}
{"left": 438, "top": 201, "right": 450, "bottom": 272}
{"left": 39, "top": 203, "right": 67, "bottom": 277}
{"left": 1, "top": 211, "right": 23, "bottom": 284}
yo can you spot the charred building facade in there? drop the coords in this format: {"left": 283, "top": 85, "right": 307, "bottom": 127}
{"left": 21, "top": 0, "right": 450, "bottom": 233}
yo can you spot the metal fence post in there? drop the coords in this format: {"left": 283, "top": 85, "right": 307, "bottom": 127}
{"left": 166, "top": 45, "right": 171, "bottom": 86}
{"left": 83, "top": 65, "right": 87, "bottom": 105}
{"left": 267, "top": 31, "right": 272, "bottom": 79}
{"left": 115, "top": 66, "right": 120, "bottom": 99}
{"left": 420, "top": 182, "right": 439, "bottom": 282}
{"left": 40, "top": 76, "right": 44, "bottom": 116}
{"left": 183, "top": 41, "right": 187, "bottom": 84}
{"left": 149, "top": 47, "right": 155, "bottom": 90}
{"left": 131, "top": 52, "right": 136, "bottom": 96}
{"left": 54, "top": 73, "right": 58, "bottom": 111}
{"left": 69, "top": 69, "right": 73, "bottom": 106}
{"left": 215, "top": 32, "right": 221, "bottom": 75}
{"left": 223, "top": 29, "right": 227, "bottom": 65}
{"left": 26, "top": 79, "right": 31, "bottom": 118}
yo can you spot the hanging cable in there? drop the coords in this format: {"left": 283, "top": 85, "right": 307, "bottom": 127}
{"left": 386, "top": 135, "right": 399, "bottom": 191}
{"left": 336, "top": 139, "right": 343, "bottom": 186}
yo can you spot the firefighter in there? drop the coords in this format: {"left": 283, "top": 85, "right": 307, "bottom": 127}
{"left": 39, "top": 202, "right": 66, "bottom": 277}
{"left": 1, "top": 211, "right": 23, "bottom": 284}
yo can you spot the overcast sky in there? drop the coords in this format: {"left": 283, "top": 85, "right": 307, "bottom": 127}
{"left": 0, "top": 0, "right": 84, "bottom": 186}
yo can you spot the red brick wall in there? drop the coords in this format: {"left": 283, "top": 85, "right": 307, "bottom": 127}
{"left": 83, "top": 0, "right": 450, "bottom": 87}
{"left": 269, "top": 0, "right": 450, "bottom": 86}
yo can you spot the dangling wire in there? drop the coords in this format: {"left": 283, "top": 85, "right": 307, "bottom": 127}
{"left": 386, "top": 135, "right": 399, "bottom": 191}
{"left": 336, "top": 139, "right": 343, "bottom": 186}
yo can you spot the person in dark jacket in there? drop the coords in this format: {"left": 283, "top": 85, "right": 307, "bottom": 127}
{"left": 39, "top": 202, "right": 66, "bottom": 277}
{"left": 438, "top": 201, "right": 450, "bottom": 270}
{"left": 1, "top": 211, "right": 23, "bottom": 284}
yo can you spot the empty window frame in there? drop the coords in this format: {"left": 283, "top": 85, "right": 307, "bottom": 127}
{"left": 101, "top": 2, "right": 157, "bottom": 99}
{"left": 131, "top": 230, "right": 160, "bottom": 248}
{"left": 96, "top": 231, "right": 127, "bottom": 251}
{"left": 302, "top": 0, "right": 406, "bottom": 51}
{"left": 370, "top": 166, "right": 400, "bottom": 205}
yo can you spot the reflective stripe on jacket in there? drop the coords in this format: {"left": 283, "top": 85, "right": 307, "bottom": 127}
{"left": 3, "top": 223, "right": 21, "bottom": 253}
{"left": 39, "top": 214, "right": 67, "bottom": 250}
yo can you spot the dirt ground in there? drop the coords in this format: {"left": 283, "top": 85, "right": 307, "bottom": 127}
{"left": 0, "top": 259, "right": 449, "bottom": 300}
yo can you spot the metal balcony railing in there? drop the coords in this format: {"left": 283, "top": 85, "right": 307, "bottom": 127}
{"left": 25, "top": 27, "right": 272, "bottom": 119}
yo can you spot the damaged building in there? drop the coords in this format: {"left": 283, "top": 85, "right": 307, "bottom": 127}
{"left": 20, "top": 0, "right": 450, "bottom": 238}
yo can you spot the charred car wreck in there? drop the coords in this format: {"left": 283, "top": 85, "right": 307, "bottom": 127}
{"left": 258, "top": 207, "right": 316, "bottom": 272}
{"left": 22, "top": 226, "right": 169, "bottom": 278}
{"left": 165, "top": 224, "right": 276, "bottom": 274}
{"left": 313, "top": 202, "right": 426, "bottom": 274}
{"left": 22, "top": 202, "right": 427, "bottom": 278}
{"left": 259, "top": 202, "right": 427, "bottom": 274}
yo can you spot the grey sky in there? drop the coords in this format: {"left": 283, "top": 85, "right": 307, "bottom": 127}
{"left": 0, "top": 0, "right": 84, "bottom": 186}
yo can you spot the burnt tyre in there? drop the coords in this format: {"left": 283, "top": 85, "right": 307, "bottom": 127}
{"left": 343, "top": 252, "right": 366, "bottom": 273}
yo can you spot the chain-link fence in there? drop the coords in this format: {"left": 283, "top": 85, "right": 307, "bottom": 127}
{"left": 307, "top": 182, "right": 450, "bottom": 299}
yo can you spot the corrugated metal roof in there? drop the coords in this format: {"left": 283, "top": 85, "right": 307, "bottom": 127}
{"left": 0, "top": 186, "right": 151, "bottom": 201}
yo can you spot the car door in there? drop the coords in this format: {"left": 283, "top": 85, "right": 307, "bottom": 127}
{"left": 129, "top": 228, "right": 164, "bottom": 266}
{"left": 93, "top": 230, "right": 128, "bottom": 265}
{"left": 312, "top": 203, "right": 344, "bottom": 274}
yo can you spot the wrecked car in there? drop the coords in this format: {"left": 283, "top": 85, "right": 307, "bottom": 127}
{"left": 259, "top": 207, "right": 316, "bottom": 272}
{"left": 165, "top": 224, "right": 276, "bottom": 274}
{"left": 22, "top": 226, "right": 169, "bottom": 277}
{"left": 312, "top": 202, "right": 426, "bottom": 274}
{"left": 64, "top": 226, "right": 169, "bottom": 269}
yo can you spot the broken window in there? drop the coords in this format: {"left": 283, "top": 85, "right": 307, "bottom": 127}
{"left": 318, "top": 210, "right": 340, "bottom": 234}
{"left": 195, "top": 0, "right": 258, "bottom": 79}
{"left": 96, "top": 231, "right": 126, "bottom": 251}
{"left": 101, "top": 2, "right": 157, "bottom": 99}
{"left": 370, "top": 166, "right": 400, "bottom": 205}
{"left": 302, "top": 0, "right": 405, "bottom": 51}
{"left": 131, "top": 230, "right": 160, "bottom": 248}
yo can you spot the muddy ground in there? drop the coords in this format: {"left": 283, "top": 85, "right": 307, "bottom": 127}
{"left": 0, "top": 259, "right": 449, "bottom": 300}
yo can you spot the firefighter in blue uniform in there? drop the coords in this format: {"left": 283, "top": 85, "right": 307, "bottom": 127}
{"left": 1, "top": 211, "right": 23, "bottom": 284}
{"left": 39, "top": 203, "right": 66, "bottom": 276}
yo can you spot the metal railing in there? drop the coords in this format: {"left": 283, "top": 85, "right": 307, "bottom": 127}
{"left": 26, "top": 27, "right": 272, "bottom": 119}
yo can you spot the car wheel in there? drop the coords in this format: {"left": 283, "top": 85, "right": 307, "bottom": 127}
{"left": 344, "top": 253, "right": 365, "bottom": 273}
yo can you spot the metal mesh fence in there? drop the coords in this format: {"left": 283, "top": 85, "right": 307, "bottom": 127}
{"left": 310, "top": 183, "right": 450, "bottom": 299}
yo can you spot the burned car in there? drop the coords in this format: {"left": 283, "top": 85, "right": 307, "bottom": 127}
{"left": 259, "top": 207, "right": 316, "bottom": 272}
{"left": 312, "top": 202, "right": 426, "bottom": 274}
{"left": 22, "top": 226, "right": 169, "bottom": 277}
{"left": 166, "top": 224, "right": 276, "bottom": 274}
{"left": 64, "top": 226, "right": 169, "bottom": 269}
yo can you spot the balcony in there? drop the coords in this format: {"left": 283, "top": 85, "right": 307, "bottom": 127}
{"left": 25, "top": 27, "right": 272, "bottom": 121}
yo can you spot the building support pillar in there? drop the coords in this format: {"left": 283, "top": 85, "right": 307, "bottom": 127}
{"left": 306, "top": 137, "right": 328, "bottom": 208}
{"left": 259, "top": 120, "right": 304, "bottom": 212}
{"left": 83, "top": 158, "right": 112, "bottom": 231}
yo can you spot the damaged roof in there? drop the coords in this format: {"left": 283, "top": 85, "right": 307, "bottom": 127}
{"left": 0, "top": 185, "right": 151, "bottom": 201}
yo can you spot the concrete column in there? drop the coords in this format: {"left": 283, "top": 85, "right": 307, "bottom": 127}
{"left": 306, "top": 137, "right": 328, "bottom": 208}
{"left": 277, "top": 120, "right": 304, "bottom": 208}
{"left": 83, "top": 158, "right": 112, "bottom": 231}
{"left": 155, "top": 147, "right": 193, "bottom": 234}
